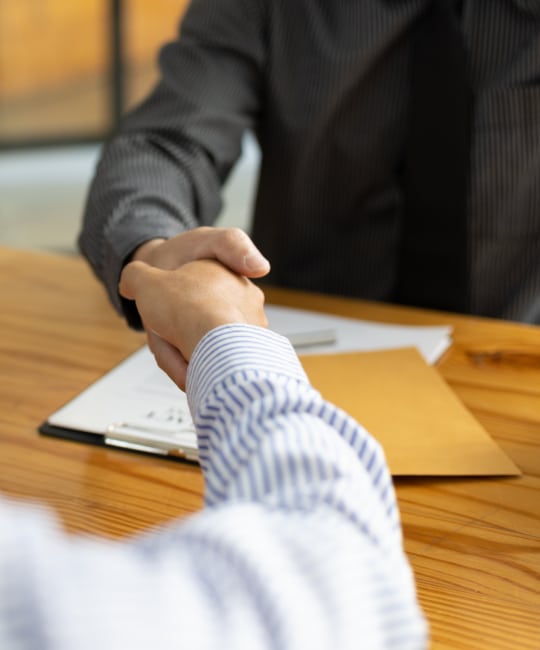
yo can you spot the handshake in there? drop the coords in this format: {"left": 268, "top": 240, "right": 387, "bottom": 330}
{"left": 119, "top": 226, "right": 270, "bottom": 389}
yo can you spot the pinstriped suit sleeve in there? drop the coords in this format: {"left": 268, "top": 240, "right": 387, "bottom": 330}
{"left": 0, "top": 325, "right": 427, "bottom": 649}
{"left": 79, "top": 0, "right": 266, "bottom": 328}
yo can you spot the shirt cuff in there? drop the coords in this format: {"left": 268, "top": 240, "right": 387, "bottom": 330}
{"left": 186, "top": 324, "right": 309, "bottom": 414}
{"left": 100, "top": 211, "right": 186, "bottom": 329}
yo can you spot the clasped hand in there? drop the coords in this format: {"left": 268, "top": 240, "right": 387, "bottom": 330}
{"left": 119, "top": 227, "right": 270, "bottom": 390}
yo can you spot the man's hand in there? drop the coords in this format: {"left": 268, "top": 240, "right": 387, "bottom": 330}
{"left": 131, "top": 227, "right": 270, "bottom": 278}
{"left": 119, "top": 259, "right": 268, "bottom": 390}
{"left": 128, "top": 227, "right": 270, "bottom": 385}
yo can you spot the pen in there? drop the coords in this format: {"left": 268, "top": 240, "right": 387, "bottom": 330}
{"left": 286, "top": 328, "right": 337, "bottom": 349}
{"left": 105, "top": 422, "right": 199, "bottom": 461}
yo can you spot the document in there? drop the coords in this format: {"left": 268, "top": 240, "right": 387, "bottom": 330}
{"left": 40, "top": 305, "right": 519, "bottom": 476}
{"left": 265, "top": 305, "right": 452, "bottom": 364}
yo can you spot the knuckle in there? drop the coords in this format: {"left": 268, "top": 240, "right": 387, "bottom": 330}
{"left": 220, "top": 227, "right": 249, "bottom": 248}
{"left": 194, "top": 226, "right": 212, "bottom": 236}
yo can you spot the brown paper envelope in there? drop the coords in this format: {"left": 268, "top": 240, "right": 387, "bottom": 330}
{"left": 299, "top": 347, "right": 520, "bottom": 476}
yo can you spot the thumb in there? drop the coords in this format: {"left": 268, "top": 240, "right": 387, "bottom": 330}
{"left": 202, "top": 228, "right": 271, "bottom": 278}
{"left": 119, "top": 260, "right": 153, "bottom": 299}
{"left": 241, "top": 250, "right": 271, "bottom": 277}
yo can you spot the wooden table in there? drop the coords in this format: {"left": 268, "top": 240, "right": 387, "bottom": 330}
{"left": 1, "top": 246, "right": 538, "bottom": 649}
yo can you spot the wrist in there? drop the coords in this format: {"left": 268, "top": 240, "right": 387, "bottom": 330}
{"left": 180, "top": 307, "right": 248, "bottom": 360}
{"left": 186, "top": 324, "right": 307, "bottom": 413}
{"left": 130, "top": 238, "right": 166, "bottom": 264}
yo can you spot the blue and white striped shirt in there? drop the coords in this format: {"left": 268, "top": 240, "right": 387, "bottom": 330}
{"left": 0, "top": 325, "right": 427, "bottom": 649}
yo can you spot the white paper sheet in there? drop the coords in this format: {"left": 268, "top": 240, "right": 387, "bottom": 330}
{"left": 265, "top": 305, "right": 452, "bottom": 364}
{"left": 46, "top": 305, "right": 452, "bottom": 461}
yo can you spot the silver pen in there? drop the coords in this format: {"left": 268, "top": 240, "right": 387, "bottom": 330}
{"left": 286, "top": 328, "right": 337, "bottom": 349}
{"left": 105, "top": 422, "right": 199, "bottom": 461}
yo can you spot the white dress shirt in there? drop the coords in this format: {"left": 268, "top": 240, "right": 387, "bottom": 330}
{"left": 0, "top": 325, "right": 427, "bottom": 649}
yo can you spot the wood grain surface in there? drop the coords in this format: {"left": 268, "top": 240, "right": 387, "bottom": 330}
{"left": 1, "top": 246, "right": 538, "bottom": 649}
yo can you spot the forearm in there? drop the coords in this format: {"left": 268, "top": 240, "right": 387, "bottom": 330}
{"left": 79, "top": 0, "right": 264, "bottom": 325}
{"left": 188, "top": 325, "right": 402, "bottom": 544}
{"left": 180, "top": 324, "right": 426, "bottom": 647}
{"left": 79, "top": 130, "right": 222, "bottom": 323}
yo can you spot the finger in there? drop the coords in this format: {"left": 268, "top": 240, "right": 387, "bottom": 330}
{"left": 147, "top": 331, "right": 189, "bottom": 391}
{"left": 195, "top": 228, "right": 270, "bottom": 278}
{"left": 118, "top": 260, "right": 152, "bottom": 299}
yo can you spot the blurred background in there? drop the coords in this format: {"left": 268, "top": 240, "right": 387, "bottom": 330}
{"left": 0, "top": 0, "right": 259, "bottom": 253}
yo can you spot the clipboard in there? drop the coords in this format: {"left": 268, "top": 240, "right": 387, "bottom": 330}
{"left": 40, "top": 345, "right": 199, "bottom": 462}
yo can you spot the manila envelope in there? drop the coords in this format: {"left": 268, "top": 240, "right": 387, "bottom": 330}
{"left": 299, "top": 347, "right": 520, "bottom": 476}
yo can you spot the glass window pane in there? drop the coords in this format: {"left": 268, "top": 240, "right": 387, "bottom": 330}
{"left": 123, "top": 0, "right": 189, "bottom": 111}
{"left": 0, "top": 0, "right": 111, "bottom": 143}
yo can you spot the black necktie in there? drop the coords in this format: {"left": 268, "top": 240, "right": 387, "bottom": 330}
{"left": 396, "top": 0, "right": 472, "bottom": 313}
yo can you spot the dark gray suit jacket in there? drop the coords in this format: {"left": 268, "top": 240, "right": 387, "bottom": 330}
{"left": 80, "top": 0, "right": 540, "bottom": 326}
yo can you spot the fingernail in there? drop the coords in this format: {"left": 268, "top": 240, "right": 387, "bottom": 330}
{"left": 244, "top": 252, "right": 270, "bottom": 272}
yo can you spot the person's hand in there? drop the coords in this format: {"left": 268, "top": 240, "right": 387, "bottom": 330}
{"left": 119, "top": 259, "right": 268, "bottom": 390}
{"left": 128, "top": 228, "right": 270, "bottom": 383}
{"left": 131, "top": 227, "right": 270, "bottom": 278}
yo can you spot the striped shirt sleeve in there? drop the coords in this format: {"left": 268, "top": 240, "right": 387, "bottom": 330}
{"left": 0, "top": 325, "right": 427, "bottom": 650}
